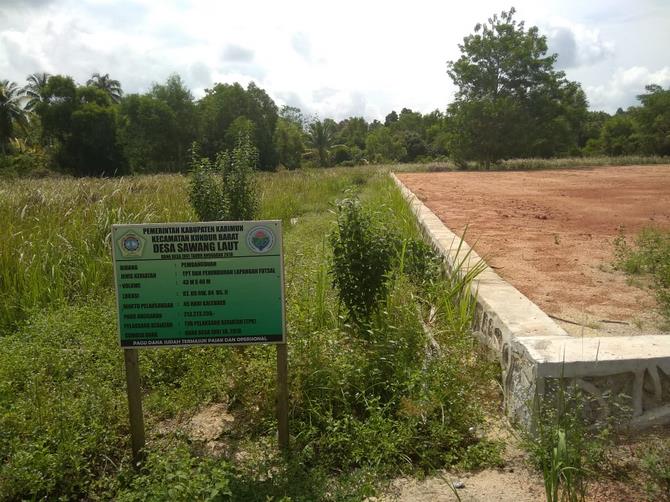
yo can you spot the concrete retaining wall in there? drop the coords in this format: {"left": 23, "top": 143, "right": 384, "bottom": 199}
{"left": 392, "top": 173, "right": 670, "bottom": 430}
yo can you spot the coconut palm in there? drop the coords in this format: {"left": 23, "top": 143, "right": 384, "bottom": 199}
{"left": 23, "top": 72, "right": 50, "bottom": 111}
{"left": 305, "top": 119, "right": 337, "bottom": 167}
{"left": 86, "top": 72, "right": 123, "bottom": 103}
{"left": 0, "top": 80, "right": 27, "bottom": 154}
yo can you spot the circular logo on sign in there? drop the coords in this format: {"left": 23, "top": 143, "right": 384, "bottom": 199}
{"left": 247, "top": 226, "right": 275, "bottom": 253}
{"left": 122, "top": 235, "right": 141, "bottom": 252}
{"left": 117, "top": 231, "right": 145, "bottom": 257}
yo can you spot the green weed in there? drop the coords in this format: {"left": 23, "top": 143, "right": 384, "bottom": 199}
{"left": 641, "top": 438, "right": 670, "bottom": 501}
{"left": 524, "top": 379, "right": 614, "bottom": 502}
{"left": 189, "top": 135, "right": 259, "bottom": 221}
{"left": 613, "top": 226, "right": 670, "bottom": 320}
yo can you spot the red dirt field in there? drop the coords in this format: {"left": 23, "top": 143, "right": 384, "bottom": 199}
{"left": 397, "top": 165, "right": 670, "bottom": 337}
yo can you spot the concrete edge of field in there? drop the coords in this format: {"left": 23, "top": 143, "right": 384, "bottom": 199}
{"left": 391, "top": 172, "right": 670, "bottom": 431}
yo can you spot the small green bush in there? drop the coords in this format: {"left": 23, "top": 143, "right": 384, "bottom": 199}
{"left": 613, "top": 227, "right": 670, "bottom": 320}
{"left": 116, "top": 446, "right": 233, "bottom": 501}
{"left": 329, "top": 197, "right": 399, "bottom": 325}
{"left": 524, "top": 383, "right": 612, "bottom": 502}
{"left": 641, "top": 439, "right": 670, "bottom": 501}
{"left": 189, "top": 134, "right": 259, "bottom": 222}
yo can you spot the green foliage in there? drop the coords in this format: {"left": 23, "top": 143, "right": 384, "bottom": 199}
{"left": 198, "top": 82, "right": 278, "bottom": 170}
{"left": 305, "top": 119, "right": 337, "bottom": 167}
{"left": 37, "top": 76, "right": 127, "bottom": 176}
{"left": 613, "top": 227, "right": 670, "bottom": 320}
{"left": 87, "top": 72, "right": 123, "bottom": 104}
{"left": 225, "top": 116, "right": 256, "bottom": 150}
{"left": 149, "top": 74, "right": 198, "bottom": 168}
{"left": 118, "top": 94, "right": 180, "bottom": 172}
{"left": 446, "top": 8, "right": 587, "bottom": 164}
{"left": 0, "top": 303, "right": 127, "bottom": 500}
{"left": 0, "top": 80, "right": 28, "bottom": 154}
{"left": 634, "top": 84, "right": 670, "bottom": 156}
{"left": 0, "top": 140, "right": 51, "bottom": 177}
{"left": 274, "top": 118, "right": 305, "bottom": 169}
{"left": 0, "top": 174, "right": 192, "bottom": 332}
{"left": 641, "top": 438, "right": 670, "bottom": 501}
{"left": 524, "top": 382, "right": 613, "bottom": 502}
{"left": 188, "top": 135, "right": 259, "bottom": 221}
{"left": 599, "top": 114, "right": 640, "bottom": 156}
{"left": 67, "top": 99, "right": 127, "bottom": 176}
{"left": 336, "top": 117, "right": 368, "bottom": 150}
{"left": 330, "top": 197, "right": 398, "bottom": 324}
{"left": 23, "top": 72, "right": 50, "bottom": 112}
{"left": 365, "top": 126, "right": 406, "bottom": 163}
{"left": 116, "top": 446, "right": 233, "bottom": 501}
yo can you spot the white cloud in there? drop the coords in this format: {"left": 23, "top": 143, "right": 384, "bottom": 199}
{"left": 546, "top": 22, "right": 614, "bottom": 69}
{"left": 222, "top": 45, "right": 254, "bottom": 63}
{"left": 586, "top": 66, "right": 670, "bottom": 111}
{"left": 291, "top": 32, "right": 311, "bottom": 62}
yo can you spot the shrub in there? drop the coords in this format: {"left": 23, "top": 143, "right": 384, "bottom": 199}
{"left": 188, "top": 134, "right": 259, "bottom": 222}
{"left": 613, "top": 227, "right": 670, "bottom": 320}
{"left": 116, "top": 446, "right": 233, "bottom": 501}
{"left": 641, "top": 439, "right": 670, "bottom": 501}
{"left": 330, "top": 197, "right": 399, "bottom": 325}
{"left": 524, "top": 382, "right": 612, "bottom": 502}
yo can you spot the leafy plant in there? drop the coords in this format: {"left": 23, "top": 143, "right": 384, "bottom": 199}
{"left": 329, "top": 196, "right": 399, "bottom": 325}
{"left": 524, "top": 379, "right": 613, "bottom": 502}
{"left": 641, "top": 438, "right": 670, "bottom": 501}
{"left": 116, "top": 446, "right": 233, "bottom": 501}
{"left": 613, "top": 226, "right": 670, "bottom": 320}
{"left": 188, "top": 134, "right": 259, "bottom": 222}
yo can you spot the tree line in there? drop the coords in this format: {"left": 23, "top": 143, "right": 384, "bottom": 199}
{"left": 0, "top": 8, "right": 668, "bottom": 176}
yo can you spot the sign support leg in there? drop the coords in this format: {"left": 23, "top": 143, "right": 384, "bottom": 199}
{"left": 124, "top": 348, "right": 145, "bottom": 466}
{"left": 276, "top": 343, "right": 289, "bottom": 452}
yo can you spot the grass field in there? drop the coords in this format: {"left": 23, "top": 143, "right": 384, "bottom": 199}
{"left": 0, "top": 167, "right": 499, "bottom": 500}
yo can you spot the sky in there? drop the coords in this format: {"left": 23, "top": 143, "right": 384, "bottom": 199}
{"left": 1, "top": 0, "right": 669, "bottom": 121}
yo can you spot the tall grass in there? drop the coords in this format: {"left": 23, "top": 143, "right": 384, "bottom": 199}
{"left": 0, "top": 175, "right": 194, "bottom": 332}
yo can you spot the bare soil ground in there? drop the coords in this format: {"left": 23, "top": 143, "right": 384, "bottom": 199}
{"left": 398, "top": 166, "right": 670, "bottom": 337}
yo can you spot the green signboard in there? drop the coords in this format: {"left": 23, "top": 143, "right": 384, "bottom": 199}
{"left": 112, "top": 220, "right": 285, "bottom": 348}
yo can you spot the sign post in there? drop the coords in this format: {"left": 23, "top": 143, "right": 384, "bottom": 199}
{"left": 111, "top": 220, "right": 288, "bottom": 460}
{"left": 277, "top": 343, "right": 289, "bottom": 451}
{"left": 123, "top": 349, "right": 145, "bottom": 464}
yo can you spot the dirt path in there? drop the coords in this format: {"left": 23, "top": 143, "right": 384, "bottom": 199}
{"left": 397, "top": 166, "right": 670, "bottom": 336}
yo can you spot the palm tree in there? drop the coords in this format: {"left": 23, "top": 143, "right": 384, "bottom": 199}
{"left": 23, "top": 72, "right": 50, "bottom": 111}
{"left": 0, "top": 80, "right": 27, "bottom": 154}
{"left": 86, "top": 72, "right": 122, "bottom": 103}
{"left": 305, "top": 119, "right": 336, "bottom": 167}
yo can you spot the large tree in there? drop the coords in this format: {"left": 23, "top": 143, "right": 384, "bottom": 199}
{"left": 198, "top": 81, "right": 278, "bottom": 170}
{"left": 0, "top": 80, "right": 27, "bottom": 153}
{"left": 305, "top": 119, "right": 337, "bottom": 167}
{"left": 149, "top": 74, "right": 197, "bottom": 166}
{"left": 274, "top": 117, "right": 304, "bottom": 169}
{"left": 23, "top": 72, "right": 50, "bottom": 112}
{"left": 634, "top": 84, "right": 670, "bottom": 155}
{"left": 446, "top": 8, "right": 587, "bottom": 165}
{"left": 118, "top": 94, "right": 178, "bottom": 172}
{"left": 87, "top": 73, "right": 123, "bottom": 104}
{"left": 38, "top": 75, "right": 126, "bottom": 175}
